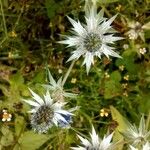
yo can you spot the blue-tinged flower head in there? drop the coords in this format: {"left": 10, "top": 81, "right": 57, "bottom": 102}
{"left": 57, "top": 106, "right": 79, "bottom": 128}
{"left": 23, "top": 89, "right": 77, "bottom": 133}
{"left": 59, "top": 4, "right": 123, "bottom": 74}
{"left": 58, "top": 113, "right": 72, "bottom": 128}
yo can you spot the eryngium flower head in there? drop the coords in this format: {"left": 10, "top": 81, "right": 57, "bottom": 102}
{"left": 43, "top": 69, "right": 77, "bottom": 102}
{"left": 23, "top": 89, "right": 76, "bottom": 133}
{"left": 123, "top": 115, "right": 150, "bottom": 145}
{"left": 59, "top": 5, "right": 123, "bottom": 73}
{"left": 72, "top": 126, "right": 114, "bottom": 150}
{"left": 129, "top": 142, "right": 150, "bottom": 150}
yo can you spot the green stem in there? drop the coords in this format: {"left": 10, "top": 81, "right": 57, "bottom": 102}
{"left": 62, "top": 60, "right": 76, "bottom": 86}
{"left": 13, "top": 6, "right": 24, "bottom": 31}
{"left": 146, "top": 111, "right": 150, "bottom": 130}
{"left": 0, "top": 0, "right": 8, "bottom": 37}
{"left": 0, "top": 36, "right": 8, "bottom": 46}
{"left": 71, "top": 127, "right": 88, "bottom": 139}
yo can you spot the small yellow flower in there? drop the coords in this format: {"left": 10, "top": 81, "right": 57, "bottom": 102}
{"left": 9, "top": 31, "right": 17, "bottom": 38}
{"left": 2, "top": 110, "right": 12, "bottom": 122}
{"left": 122, "top": 83, "right": 128, "bottom": 89}
{"left": 124, "top": 75, "right": 129, "bottom": 81}
{"left": 104, "top": 72, "right": 110, "bottom": 79}
{"left": 119, "top": 65, "right": 125, "bottom": 71}
{"left": 100, "top": 108, "right": 109, "bottom": 117}
{"left": 8, "top": 52, "right": 13, "bottom": 58}
{"left": 123, "top": 91, "right": 128, "bottom": 97}
{"left": 116, "top": 4, "right": 122, "bottom": 12}
{"left": 58, "top": 69, "right": 63, "bottom": 74}
{"left": 71, "top": 78, "right": 77, "bottom": 84}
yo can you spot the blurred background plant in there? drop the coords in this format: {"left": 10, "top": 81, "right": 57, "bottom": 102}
{"left": 0, "top": 0, "right": 150, "bottom": 149}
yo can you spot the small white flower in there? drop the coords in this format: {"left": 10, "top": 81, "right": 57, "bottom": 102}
{"left": 129, "top": 142, "right": 150, "bottom": 150}
{"left": 123, "top": 115, "right": 150, "bottom": 145}
{"left": 23, "top": 89, "right": 76, "bottom": 133}
{"left": 123, "top": 44, "right": 129, "bottom": 49}
{"left": 126, "top": 21, "right": 144, "bottom": 41}
{"left": 43, "top": 69, "right": 77, "bottom": 102}
{"left": 72, "top": 126, "right": 115, "bottom": 150}
{"left": 2, "top": 109, "right": 12, "bottom": 122}
{"left": 59, "top": 5, "right": 123, "bottom": 74}
{"left": 139, "top": 48, "right": 146, "bottom": 55}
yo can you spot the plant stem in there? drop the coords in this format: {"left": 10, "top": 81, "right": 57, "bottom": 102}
{"left": 146, "top": 111, "right": 150, "bottom": 130}
{"left": 0, "top": 0, "right": 8, "bottom": 37}
{"left": 13, "top": 6, "right": 24, "bottom": 31}
{"left": 62, "top": 60, "right": 76, "bottom": 86}
{"left": 71, "top": 127, "right": 88, "bottom": 139}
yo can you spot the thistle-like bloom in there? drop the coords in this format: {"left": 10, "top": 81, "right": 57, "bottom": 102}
{"left": 123, "top": 115, "right": 150, "bottom": 145}
{"left": 59, "top": 5, "right": 122, "bottom": 73}
{"left": 129, "top": 142, "right": 150, "bottom": 150}
{"left": 72, "top": 126, "right": 115, "bottom": 150}
{"left": 43, "top": 69, "right": 77, "bottom": 102}
{"left": 126, "top": 21, "right": 144, "bottom": 41}
{"left": 23, "top": 89, "right": 76, "bottom": 133}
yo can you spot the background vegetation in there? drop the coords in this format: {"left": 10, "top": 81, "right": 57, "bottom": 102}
{"left": 0, "top": 0, "right": 150, "bottom": 149}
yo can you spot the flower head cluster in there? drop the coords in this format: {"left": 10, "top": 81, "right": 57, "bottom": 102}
{"left": 126, "top": 21, "right": 144, "bottom": 41}
{"left": 72, "top": 126, "right": 115, "bottom": 150}
{"left": 43, "top": 69, "right": 77, "bottom": 102}
{"left": 129, "top": 142, "right": 150, "bottom": 150}
{"left": 123, "top": 115, "right": 150, "bottom": 146}
{"left": 23, "top": 89, "right": 77, "bottom": 133}
{"left": 1, "top": 109, "right": 12, "bottom": 122}
{"left": 59, "top": 5, "right": 123, "bottom": 73}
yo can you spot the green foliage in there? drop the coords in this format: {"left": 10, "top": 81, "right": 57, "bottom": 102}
{"left": 18, "top": 131, "right": 49, "bottom": 150}
{"left": 0, "top": 0, "right": 150, "bottom": 149}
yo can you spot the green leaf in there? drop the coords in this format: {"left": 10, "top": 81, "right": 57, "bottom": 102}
{"left": 110, "top": 71, "right": 121, "bottom": 82}
{"left": 18, "top": 131, "right": 49, "bottom": 150}
{"left": 45, "top": 0, "right": 59, "bottom": 18}
{"left": 15, "top": 116, "right": 25, "bottom": 137}
{"left": 0, "top": 126, "right": 14, "bottom": 147}
{"left": 97, "top": 0, "right": 119, "bottom": 4}
{"left": 13, "top": 143, "right": 20, "bottom": 150}
{"left": 110, "top": 106, "right": 130, "bottom": 150}
{"left": 104, "top": 80, "right": 122, "bottom": 99}
{"left": 110, "top": 106, "right": 129, "bottom": 132}
{"left": 116, "top": 51, "right": 140, "bottom": 74}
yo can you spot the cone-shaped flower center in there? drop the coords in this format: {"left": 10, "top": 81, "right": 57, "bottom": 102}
{"left": 33, "top": 105, "right": 53, "bottom": 124}
{"left": 83, "top": 33, "right": 102, "bottom": 52}
{"left": 31, "top": 105, "right": 54, "bottom": 133}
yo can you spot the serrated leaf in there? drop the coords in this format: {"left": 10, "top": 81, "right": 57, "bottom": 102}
{"left": 18, "top": 131, "right": 49, "bottom": 150}
{"left": 104, "top": 80, "right": 122, "bottom": 99}
{"left": 1, "top": 126, "right": 10, "bottom": 135}
{"left": 116, "top": 51, "right": 139, "bottom": 74}
{"left": 0, "top": 126, "right": 14, "bottom": 147}
{"left": 45, "top": 0, "right": 59, "bottom": 18}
